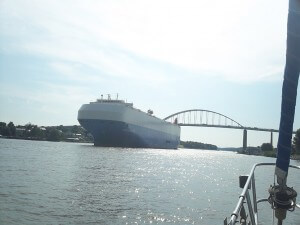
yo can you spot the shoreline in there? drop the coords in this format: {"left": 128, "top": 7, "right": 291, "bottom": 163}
{"left": 0, "top": 135, "right": 92, "bottom": 144}
{"left": 1, "top": 136, "right": 300, "bottom": 160}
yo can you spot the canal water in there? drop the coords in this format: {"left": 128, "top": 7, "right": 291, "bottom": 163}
{"left": 0, "top": 138, "right": 299, "bottom": 225}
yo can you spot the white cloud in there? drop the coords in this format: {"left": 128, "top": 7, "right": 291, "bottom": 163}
{"left": 0, "top": 82, "right": 95, "bottom": 125}
{"left": 0, "top": 0, "right": 288, "bottom": 83}
{"left": 0, "top": 82, "right": 91, "bottom": 106}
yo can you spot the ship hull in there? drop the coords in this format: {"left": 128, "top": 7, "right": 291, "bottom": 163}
{"left": 77, "top": 101, "right": 180, "bottom": 149}
{"left": 78, "top": 119, "right": 180, "bottom": 149}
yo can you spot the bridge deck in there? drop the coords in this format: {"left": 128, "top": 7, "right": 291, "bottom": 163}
{"left": 178, "top": 124, "right": 296, "bottom": 134}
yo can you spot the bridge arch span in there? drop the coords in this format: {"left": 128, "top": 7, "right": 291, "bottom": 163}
{"left": 164, "top": 109, "right": 243, "bottom": 128}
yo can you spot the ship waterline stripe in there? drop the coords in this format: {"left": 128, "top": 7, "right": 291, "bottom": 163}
{"left": 80, "top": 118, "right": 179, "bottom": 137}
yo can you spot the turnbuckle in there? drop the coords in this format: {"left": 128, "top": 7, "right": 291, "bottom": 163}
{"left": 268, "top": 185, "right": 298, "bottom": 221}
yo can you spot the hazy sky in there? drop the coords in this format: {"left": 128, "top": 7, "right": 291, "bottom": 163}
{"left": 0, "top": 0, "right": 299, "bottom": 147}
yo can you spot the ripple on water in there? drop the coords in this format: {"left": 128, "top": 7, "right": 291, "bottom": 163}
{"left": 0, "top": 139, "right": 299, "bottom": 224}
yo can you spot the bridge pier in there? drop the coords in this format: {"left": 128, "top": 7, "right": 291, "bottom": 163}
{"left": 270, "top": 131, "right": 273, "bottom": 147}
{"left": 243, "top": 129, "right": 247, "bottom": 152}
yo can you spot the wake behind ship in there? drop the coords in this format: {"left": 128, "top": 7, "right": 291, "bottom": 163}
{"left": 77, "top": 96, "right": 180, "bottom": 149}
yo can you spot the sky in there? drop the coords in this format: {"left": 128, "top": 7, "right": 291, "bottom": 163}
{"left": 0, "top": 0, "right": 299, "bottom": 147}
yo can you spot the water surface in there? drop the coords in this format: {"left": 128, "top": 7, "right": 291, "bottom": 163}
{"left": 0, "top": 139, "right": 299, "bottom": 224}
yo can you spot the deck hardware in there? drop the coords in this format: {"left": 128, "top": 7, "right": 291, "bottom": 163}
{"left": 239, "top": 175, "right": 250, "bottom": 189}
{"left": 268, "top": 185, "right": 297, "bottom": 223}
{"left": 226, "top": 163, "right": 299, "bottom": 225}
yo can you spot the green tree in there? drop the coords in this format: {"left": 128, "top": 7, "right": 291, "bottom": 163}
{"left": 0, "top": 122, "right": 6, "bottom": 135}
{"left": 72, "top": 125, "right": 80, "bottom": 134}
{"left": 30, "top": 126, "right": 44, "bottom": 139}
{"left": 7, "top": 122, "right": 16, "bottom": 136}
{"left": 25, "top": 123, "right": 34, "bottom": 131}
{"left": 58, "top": 125, "right": 69, "bottom": 133}
{"left": 46, "top": 128, "right": 62, "bottom": 141}
{"left": 261, "top": 143, "right": 273, "bottom": 152}
{"left": 0, "top": 122, "right": 10, "bottom": 136}
{"left": 292, "top": 129, "right": 300, "bottom": 154}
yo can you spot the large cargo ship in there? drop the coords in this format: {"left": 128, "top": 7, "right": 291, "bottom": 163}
{"left": 77, "top": 95, "right": 180, "bottom": 149}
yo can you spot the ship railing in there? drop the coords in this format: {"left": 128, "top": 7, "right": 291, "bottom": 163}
{"left": 224, "top": 163, "right": 300, "bottom": 225}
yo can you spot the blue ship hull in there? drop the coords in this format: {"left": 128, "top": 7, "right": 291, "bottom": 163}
{"left": 79, "top": 119, "right": 180, "bottom": 149}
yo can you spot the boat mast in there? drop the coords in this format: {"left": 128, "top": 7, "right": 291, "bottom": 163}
{"left": 271, "top": 0, "right": 300, "bottom": 224}
{"left": 275, "top": 0, "right": 300, "bottom": 187}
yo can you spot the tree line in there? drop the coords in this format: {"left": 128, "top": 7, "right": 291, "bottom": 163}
{"left": 180, "top": 140, "right": 218, "bottom": 150}
{"left": 0, "top": 122, "right": 93, "bottom": 142}
{"left": 0, "top": 122, "right": 16, "bottom": 136}
{"left": 260, "top": 129, "right": 300, "bottom": 154}
{"left": 248, "top": 129, "right": 300, "bottom": 157}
